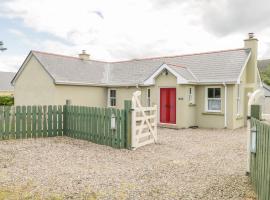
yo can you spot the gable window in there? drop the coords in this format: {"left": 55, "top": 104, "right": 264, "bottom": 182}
{"left": 188, "top": 87, "right": 195, "bottom": 104}
{"left": 237, "top": 84, "right": 241, "bottom": 115}
{"left": 206, "top": 87, "right": 221, "bottom": 112}
{"left": 109, "top": 89, "right": 116, "bottom": 107}
{"left": 147, "top": 88, "right": 151, "bottom": 107}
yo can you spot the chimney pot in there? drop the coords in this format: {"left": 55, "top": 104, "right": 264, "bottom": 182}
{"left": 79, "top": 50, "right": 90, "bottom": 60}
{"left": 248, "top": 32, "right": 254, "bottom": 39}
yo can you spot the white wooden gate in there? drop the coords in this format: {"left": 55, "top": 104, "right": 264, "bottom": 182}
{"left": 131, "top": 91, "right": 157, "bottom": 149}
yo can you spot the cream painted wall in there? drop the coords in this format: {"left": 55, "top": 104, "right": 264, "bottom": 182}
{"left": 14, "top": 55, "right": 107, "bottom": 107}
{"left": 55, "top": 85, "right": 107, "bottom": 107}
{"left": 14, "top": 56, "right": 56, "bottom": 105}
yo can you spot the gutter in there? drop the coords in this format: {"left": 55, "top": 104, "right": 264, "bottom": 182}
{"left": 223, "top": 82, "right": 227, "bottom": 128}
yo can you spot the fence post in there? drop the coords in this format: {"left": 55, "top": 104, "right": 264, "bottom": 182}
{"left": 251, "top": 104, "right": 261, "bottom": 120}
{"left": 247, "top": 104, "right": 261, "bottom": 176}
{"left": 124, "top": 100, "right": 132, "bottom": 149}
{"left": 63, "top": 100, "right": 71, "bottom": 136}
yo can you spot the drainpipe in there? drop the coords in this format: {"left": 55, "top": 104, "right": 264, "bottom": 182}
{"left": 223, "top": 82, "right": 227, "bottom": 128}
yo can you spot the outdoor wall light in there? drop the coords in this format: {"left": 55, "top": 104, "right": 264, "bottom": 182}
{"left": 250, "top": 126, "right": 257, "bottom": 154}
{"left": 165, "top": 69, "right": 168, "bottom": 75}
{"left": 111, "top": 113, "right": 116, "bottom": 130}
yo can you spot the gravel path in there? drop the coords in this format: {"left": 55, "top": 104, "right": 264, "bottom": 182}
{"left": 0, "top": 128, "right": 255, "bottom": 200}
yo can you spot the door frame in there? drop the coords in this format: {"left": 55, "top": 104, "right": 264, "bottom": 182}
{"left": 158, "top": 87, "right": 177, "bottom": 124}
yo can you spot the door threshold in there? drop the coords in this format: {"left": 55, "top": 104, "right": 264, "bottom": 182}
{"left": 158, "top": 123, "right": 178, "bottom": 129}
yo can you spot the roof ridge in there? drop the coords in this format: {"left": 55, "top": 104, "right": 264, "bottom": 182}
{"left": 31, "top": 48, "right": 249, "bottom": 64}
{"left": 32, "top": 50, "right": 110, "bottom": 63}
{"left": 108, "top": 48, "right": 249, "bottom": 63}
{"left": 166, "top": 63, "right": 186, "bottom": 68}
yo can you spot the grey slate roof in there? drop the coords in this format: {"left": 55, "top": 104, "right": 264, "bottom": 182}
{"left": 29, "top": 48, "right": 251, "bottom": 86}
{"left": 0, "top": 72, "right": 15, "bottom": 91}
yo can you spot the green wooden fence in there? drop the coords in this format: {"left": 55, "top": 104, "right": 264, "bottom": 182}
{"left": 0, "top": 105, "right": 63, "bottom": 140}
{"left": 0, "top": 103, "right": 132, "bottom": 149}
{"left": 65, "top": 105, "right": 126, "bottom": 148}
{"left": 250, "top": 105, "right": 270, "bottom": 200}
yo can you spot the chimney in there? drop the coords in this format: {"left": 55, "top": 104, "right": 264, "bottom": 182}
{"left": 244, "top": 33, "right": 258, "bottom": 84}
{"left": 79, "top": 50, "right": 90, "bottom": 61}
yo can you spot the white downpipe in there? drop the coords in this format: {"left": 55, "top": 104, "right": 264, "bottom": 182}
{"left": 223, "top": 82, "right": 227, "bottom": 128}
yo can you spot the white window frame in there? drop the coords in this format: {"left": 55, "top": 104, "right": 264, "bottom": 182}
{"left": 188, "top": 87, "right": 195, "bottom": 104}
{"left": 147, "top": 88, "right": 151, "bottom": 107}
{"left": 205, "top": 87, "right": 222, "bottom": 112}
{"left": 237, "top": 84, "right": 241, "bottom": 116}
{"left": 108, "top": 88, "right": 116, "bottom": 107}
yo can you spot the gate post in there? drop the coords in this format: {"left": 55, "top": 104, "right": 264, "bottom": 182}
{"left": 251, "top": 104, "right": 261, "bottom": 120}
{"left": 124, "top": 100, "right": 132, "bottom": 149}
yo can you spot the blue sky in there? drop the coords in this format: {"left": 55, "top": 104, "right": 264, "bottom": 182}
{"left": 1, "top": 0, "right": 270, "bottom": 72}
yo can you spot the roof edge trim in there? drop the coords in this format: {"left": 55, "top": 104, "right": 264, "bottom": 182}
{"left": 237, "top": 51, "right": 251, "bottom": 84}
{"left": 143, "top": 63, "right": 190, "bottom": 85}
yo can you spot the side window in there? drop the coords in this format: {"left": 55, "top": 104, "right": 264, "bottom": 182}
{"left": 188, "top": 87, "right": 195, "bottom": 104}
{"left": 109, "top": 89, "right": 116, "bottom": 107}
{"left": 147, "top": 88, "right": 151, "bottom": 107}
{"left": 206, "top": 87, "right": 221, "bottom": 112}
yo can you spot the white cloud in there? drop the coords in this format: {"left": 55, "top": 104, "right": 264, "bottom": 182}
{"left": 1, "top": 0, "right": 270, "bottom": 71}
{"left": 0, "top": 54, "right": 24, "bottom": 72}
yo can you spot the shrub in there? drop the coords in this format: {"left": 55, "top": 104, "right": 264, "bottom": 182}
{"left": 0, "top": 96, "right": 14, "bottom": 106}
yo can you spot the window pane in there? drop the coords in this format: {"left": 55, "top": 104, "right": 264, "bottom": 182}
{"left": 208, "top": 99, "right": 221, "bottom": 111}
{"left": 110, "top": 90, "right": 116, "bottom": 97}
{"left": 147, "top": 89, "right": 150, "bottom": 98}
{"left": 208, "top": 88, "right": 214, "bottom": 98}
{"left": 110, "top": 98, "right": 116, "bottom": 106}
{"left": 214, "top": 88, "right": 221, "bottom": 98}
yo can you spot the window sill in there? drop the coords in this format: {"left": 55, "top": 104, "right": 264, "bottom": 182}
{"left": 236, "top": 115, "right": 243, "bottom": 120}
{"left": 189, "top": 103, "right": 196, "bottom": 107}
{"left": 202, "top": 112, "right": 224, "bottom": 116}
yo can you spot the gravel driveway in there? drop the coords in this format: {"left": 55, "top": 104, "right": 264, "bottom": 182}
{"left": 0, "top": 128, "right": 255, "bottom": 200}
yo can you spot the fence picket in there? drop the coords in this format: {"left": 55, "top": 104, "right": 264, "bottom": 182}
{"left": 15, "top": 106, "right": 20, "bottom": 139}
{"left": 43, "top": 106, "right": 47, "bottom": 137}
{"left": 4, "top": 106, "right": 10, "bottom": 140}
{"left": 21, "top": 106, "right": 26, "bottom": 139}
{"left": 48, "top": 105, "right": 53, "bottom": 137}
{"left": 58, "top": 106, "right": 63, "bottom": 136}
{"left": 27, "top": 106, "right": 32, "bottom": 138}
{"left": 116, "top": 109, "right": 121, "bottom": 148}
{"left": 0, "top": 107, "right": 3, "bottom": 139}
{"left": 53, "top": 105, "right": 57, "bottom": 136}
{"left": 32, "top": 106, "right": 37, "bottom": 138}
{"left": 37, "top": 106, "right": 42, "bottom": 138}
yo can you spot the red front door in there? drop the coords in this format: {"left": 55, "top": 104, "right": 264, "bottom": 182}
{"left": 160, "top": 88, "right": 176, "bottom": 124}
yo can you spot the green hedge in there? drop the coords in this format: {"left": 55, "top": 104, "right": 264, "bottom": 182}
{"left": 0, "top": 96, "right": 14, "bottom": 106}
